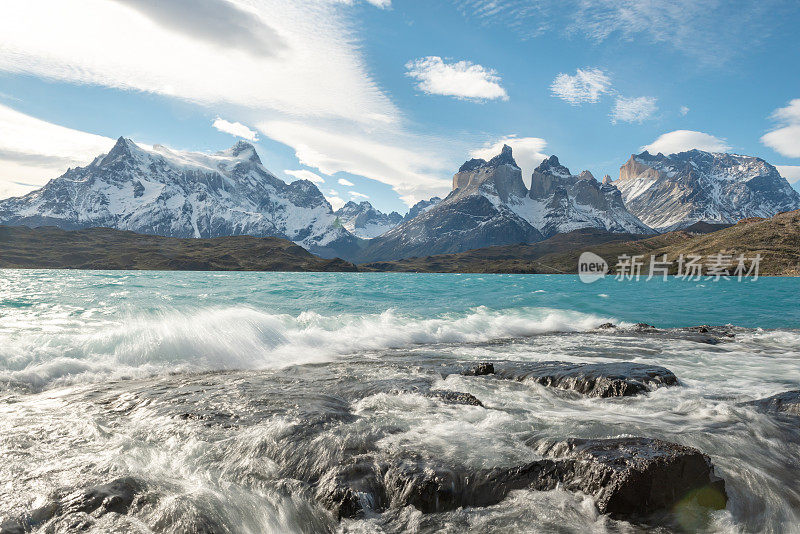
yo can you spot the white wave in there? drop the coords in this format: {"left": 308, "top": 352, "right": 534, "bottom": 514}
{"left": 0, "top": 306, "right": 612, "bottom": 391}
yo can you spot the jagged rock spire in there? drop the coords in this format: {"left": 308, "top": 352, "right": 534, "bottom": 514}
{"left": 487, "top": 144, "right": 517, "bottom": 168}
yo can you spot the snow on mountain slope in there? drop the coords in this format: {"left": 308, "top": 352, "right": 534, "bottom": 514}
{"left": 404, "top": 196, "right": 441, "bottom": 221}
{"left": 525, "top": 156, "right": 654, "bottom": 237}
{"left": 615, "top": 149, "right": 800, "bottom": 231}
{"left": 0, "top": 137, "right": 359, "bottom": 258}
{"left": 334, "top": 201, "right": 402, "bottom": 239}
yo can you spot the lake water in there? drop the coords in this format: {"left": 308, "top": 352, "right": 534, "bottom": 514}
{"left": 1, "top": 271, "right": 798, "bottom": 533}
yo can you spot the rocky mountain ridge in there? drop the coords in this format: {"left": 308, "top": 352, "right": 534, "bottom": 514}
{"left": 357, "top": 145, "right": 652, "bottom": 262}
{"left": 614, "top": 149, "right": 800, "bottom": 231}
{"left": 334, "top": 200, "right": 402, "bottom": 240}
{"left": 0, "top": 137, "right": 360, "bottom": 258}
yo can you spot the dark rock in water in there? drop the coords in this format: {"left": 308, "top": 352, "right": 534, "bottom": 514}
{"left": 486, "top": 361, "right": 678, "bottom": 397}
{"left": 4, "top": 477, "right": 146, "bottom": 533}
{"left": 427, "top": 390, "right": 484, "bottom": 406}
{"left": 0, "top": 519, "right": 25, "bottom": 534}
{"left": 597, "top": 322, "right": 617, "bottom": 329}
{"left": 315, "top": 458, "right": 388, "bottom": 519}
{"left": 62, "top": 477, "right": 145, "bottom": 516}
{"left": 462, "top": 362, "right": 495, "bottom": 376}
{"left": 633, "top": 323, "right": 656, "bottom": 330}
{"left": 316, "top": 438, "right": 726, "bottom": 521}
{"left": 537, "top": 438, "right": 727, "bottom": 516}
{"left": 742, "top": 390, "right": 800, "bottom": 416}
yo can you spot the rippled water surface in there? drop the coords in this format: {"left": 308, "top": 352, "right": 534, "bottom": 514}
{"left": 1, "top": 271, "right": 798, "bottom": 533}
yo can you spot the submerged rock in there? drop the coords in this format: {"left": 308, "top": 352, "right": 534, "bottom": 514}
{"left": 427, "top": 390, "right": 484, "bottom": 406}
{"left": 61, "top": 477, "right": 145, "bottom": 516}
{"left": 461, "top": 361, "right": 678, "bottom": 397}
{"left": 537, "top": 438, "right": 727, "bottom": 516}
{"left": 743, "top": 390, "right": 800, "bottom": 416}
{"left": 461, "top": 362, "right": 495, "bottom": 376}
{"left": 4, "top": 477, "right": 147, "bottom": 533}
{"left": 315, "top": 438, "right": 726, "bottom": 521}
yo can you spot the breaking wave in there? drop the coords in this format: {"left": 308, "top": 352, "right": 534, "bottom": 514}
{"left": 0, "top": 305, "right": 614, "bottom": 392}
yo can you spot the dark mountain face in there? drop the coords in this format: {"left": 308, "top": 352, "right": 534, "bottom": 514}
{"left": 357, "top": 145, "right": 545, "bottom": 262}
{"left": 357, "top": 146, "right": 651, "bottom": 262}
{"left": 334, "top": 201, "right": 402, "bottom": 239}
{"left": 404, "top": 197, "right": 441, "bottom": 221}
{"left": 0, "top": 137, "right": 360, "bottom": 259}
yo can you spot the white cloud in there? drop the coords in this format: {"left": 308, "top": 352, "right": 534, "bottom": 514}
{"left": 335, "top": 0, "right": 391, "bottom": 7}
{"left": 550, "top": 68, "right": 611, "bottom": 105}
{"left": 0, "top": 0, "right": 466, "bottom": 208}
{"left": 338, "top": 178, "right": 355, "bottom": 186}
{"left": 761, "top": 99, "right": 800, "bottom": 158}
{"left": 776, "top": 165, "right": 800, "bottom": 184}
{"left": 456, "top": 0, "right": 782, "bottom": 63}
{"left": 0, "top": 0, "right": 397, "bottom": 126}
{"left": 350, "top": 191, "right": 369, "bottom": 199}
{"left": 327, "top": 189, "right": 345, "bottom": 211}
{"left": 680, "top": 105, "right": 690, "bottom": 116}
{"left": 611, "top": 96, "right": 657, "bottom": 124}
{"left": 642, "top": 130, "right": 730, "bottom": 155}
{"left": 258, "top": 120, "right": 452, "bottom": 205}
{"left": 405, "top": 56, "right": 508, "bottom": 101}
{"left": 284, "top": 169, "right": 325, "bottom": 184}
{"left": 470, "top": 135, "right": 548, "bottom": 185}
{"left": 212, "top": 117, "right": 258, "bottom": 141}
{"left": 0, "top": 104, "right": 115, "bottom": 199}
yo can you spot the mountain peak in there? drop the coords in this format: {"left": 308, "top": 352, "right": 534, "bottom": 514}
{"left": 458, "top": 158, "right": 486, "bottom": 173}
{"left": 99, "top": 136, "right": 139, "bottom": 165}
{"left": 579, "top": 170, "right": 596, "bottom": 181}
{"left": 487, "top": 144, "right": 517, "bottom": 168}
{"left": 222, "top": 140, "right": 262, "bottom": 164}
{"left": 457, "top": 145, "right": 518, "bottom": 174}
{"left": 602, "top": 174, "right": 613, "bottom": 185}
{"left": 534, "top": 155, "right": 571, "bottom": 177}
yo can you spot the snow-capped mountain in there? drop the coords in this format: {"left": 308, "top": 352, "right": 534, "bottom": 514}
{"left": 357, "top": 146, "right": 542, "bottom": 261}
{"left": 0, "top": 137, "right": 359, "bottom": 258}
{"left": 527, "top": 156, "right": 654, "bottom": 237}
{"left": 357, "top": 146, "right": 651, "bottom": 262}
{"left": 404, "top": 196, "right": 441, "bottom": 221}
{"left": 334, "top": 201, "right": 402, "bottom": 239}
{"left": 615, "top": 149, "right": 800, "bottom": 231}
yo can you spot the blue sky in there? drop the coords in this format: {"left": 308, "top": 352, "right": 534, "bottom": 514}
{"left": 1, "top": 0, "right": 799, "bottom": 214}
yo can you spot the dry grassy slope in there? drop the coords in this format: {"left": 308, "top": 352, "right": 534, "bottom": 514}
{"left": 360, "top": 228, "right": 648, "bottom": 273}
{"left": 0, "top": 226, "right": 357, "bottom": 271}
{"left": 538, "top": 210, "right": 800, "bottom": 276}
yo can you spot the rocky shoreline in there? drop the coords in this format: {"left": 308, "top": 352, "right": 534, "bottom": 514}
{"left": 2, "top": 323, "right": 798, "bottom": 533}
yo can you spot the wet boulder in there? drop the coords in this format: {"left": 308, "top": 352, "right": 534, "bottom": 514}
{"left": 537, "top": 438, "right": 727, "bottom": 516}
{"left": 463, "top": 361, "right": 678, "bottom": 397}
{"left": 461, "top": 362, "right": 495, "bottom": 376}
{"left": 315, "top": 457, "right": 388, "bottom": 519}
{"left": 426, "top": 390, "right": 484, "bottom": 406}
{"left": 60, "top": 477, "right": 146, "bottom": 516}
{"left": 2, "top": 477, "right": 147, "bottom": 533}
{"left": 742, "top": 390, "right": 800, "bottom": 416}
{"left": 316, "top": 438, "right": 726, "bottom": 521}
